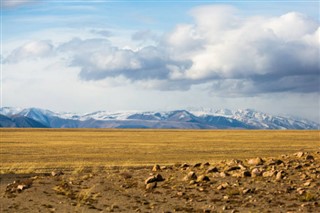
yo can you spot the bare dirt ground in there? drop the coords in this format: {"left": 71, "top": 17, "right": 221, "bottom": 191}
{"left": 1, "top": 151, "right": 319, "bottom": 213}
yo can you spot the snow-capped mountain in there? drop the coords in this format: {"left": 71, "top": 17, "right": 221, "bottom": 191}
{"left": 0, "top": 107, "right": 319, "bottom": 129}
{"left": 190, "top": 108, "right": 320, "bottom": 130}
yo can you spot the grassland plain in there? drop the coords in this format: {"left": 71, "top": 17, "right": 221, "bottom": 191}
{"left": 1, "top": 129, "right": 320, "bottom": 212}
{"left": 0, "top": 129, "right": 319, "bottom": 173}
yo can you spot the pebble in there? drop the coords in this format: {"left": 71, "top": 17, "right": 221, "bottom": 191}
{"left": 206, "top": 167, "right": 219, "bottom": 173}
{"left": 152, "top": 164, "right": 161, "bottom": 172}
{"left": 183, "top": 171, "right": 197, "bottom": 181}
{"left": 247, "top": 157, "right": 264, "bottom": 166}
{"left": 197, "top": 175, "right": 210, "bottom": 182}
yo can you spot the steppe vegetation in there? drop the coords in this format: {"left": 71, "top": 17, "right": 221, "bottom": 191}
{"left": 0, "top": 129, "right": 319, "bottom": 212}
{"left": 0, "top": 129, "right": 319, "bottom": 173}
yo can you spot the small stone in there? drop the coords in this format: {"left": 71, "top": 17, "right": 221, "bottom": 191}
{"left": 177, "top": 191, "right": 184, "bottom": 196}
{"left": 180, "top": 163, "right": 190, "bottom": 168}
{"left": 155, "top": 174, "right": 165, "bottom": 182}
{"left": 152, "top": 164, "right": 160, "bottom": 172}
{"left": 304, "top": 181, "right": 311, "bottom": 186}
{"left": 268, "top": 159, "right": 284, "bottom": 166}
{"left": 251, "top": 168, "right": 262, "bottom": 177}
{"left": 294, "top": 151, "right": 305, "bottom": 158}
{"left": 206, "top": 167, "right": 219, "bottom": 173}
{"left": 17, "top": 185, "right": 26, "bottom": 191}
{"left": 242, "top": 171, "right": 251, "bottom": 177}
{"left": 242, "top": 188, "right": 251, "bottom": 194}
{"left": 145, "top": 176, "right": 157, "bottom": 184}
{"left": 223, "top": 195, "right": 229, "bottom": 200}
{"left": 183, "top": 171, "right": 197, "bottom": 181}
{"left": 198, "top": 187, "right": 205, "bottom": 192}
{"left": 226, "top": 166, "right": 241, "bottom": 172}
{"left": 276, "top": 171, "right": 284, "bottom": 180}
{"left": 197, "top": 175, "right": 210, "bottom": 182}
{"left": 217, "top": 182, "right": 229, "bottom": 190}
{"left": 262, "top": 170, "right": 276, "bottom": 177}
{"left": 238, "top": 164, "right": 247, "bottom": 170}
{"left": 193, "top": 163, "right": 202, "bottom": 168}
{"left": 189, "top": 180, "right": 196, "bottom": 185}
{"left": 219, "top": 172, "right": 229, "bottom": 178}
{"left": 146, "top": 182, "right": 157, "bottom": 190}
{"left": 305, "top": 155, "right": 314, "bottom": 161}
{"left": 247, "top": 157, "right": 264, "bottom": 166}
{"left": 160, "top": 166, "right": 168, "bottom": 170}
{"left": 297, "top": 187, "right": 305, "bottom": 195}
{"left": 294, "top": 164, "right": 302, "bottom": 170}
{"left": 202, "top": 162, "right": 210, "bottom": 167}
{"left": 51, "top": 170, "right": 64, "bottom": 177}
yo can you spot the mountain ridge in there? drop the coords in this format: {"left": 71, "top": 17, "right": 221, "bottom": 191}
{"left": 0, "top": 107, "right": 319, "bottom": 129}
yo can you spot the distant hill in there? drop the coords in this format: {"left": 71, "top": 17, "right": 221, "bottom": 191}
{"left": 0, "top": 107, "right": 319, "bottom": 129}
{"left": 0, "top": 114, "right": 48, "bottom": 128}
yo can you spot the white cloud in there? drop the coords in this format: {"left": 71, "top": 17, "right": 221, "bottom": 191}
{"left": 4, "top": 5, "right": 319, "bottom": 95}
{"left": 5, "top": 40, "right": 54, "bottom": 63}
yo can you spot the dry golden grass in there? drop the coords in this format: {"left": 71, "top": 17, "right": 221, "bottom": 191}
{"left": 0, "top": 129, "right": 319, "bottom": 173}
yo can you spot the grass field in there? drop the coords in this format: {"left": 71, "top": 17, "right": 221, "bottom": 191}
{"left": 0, "top": 129, "right": 319, "bottom": 173}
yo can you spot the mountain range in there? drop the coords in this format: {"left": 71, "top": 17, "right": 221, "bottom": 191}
{"left": 0, "top": 107, "right": 319, "bottom": 129}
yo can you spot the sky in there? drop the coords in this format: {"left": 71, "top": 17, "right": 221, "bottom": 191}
{"left": 1, "top": 0, "right": 319, "bottom": 122}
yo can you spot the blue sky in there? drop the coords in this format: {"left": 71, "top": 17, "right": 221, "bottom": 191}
{"left": 1, "top": 0, "right": 320, "bottom": 122}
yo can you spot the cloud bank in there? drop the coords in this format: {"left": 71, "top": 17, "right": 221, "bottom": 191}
{"left": 5, "top": 5, "right": 320, "bottom": 95}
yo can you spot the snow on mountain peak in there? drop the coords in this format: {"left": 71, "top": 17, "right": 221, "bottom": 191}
{"left": 0, "top": 107, "right": 319, "bottom": 129}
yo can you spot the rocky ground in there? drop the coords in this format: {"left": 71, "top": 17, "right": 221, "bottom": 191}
{"left": 1, "top": 151, "right": 319, "bottom": 213}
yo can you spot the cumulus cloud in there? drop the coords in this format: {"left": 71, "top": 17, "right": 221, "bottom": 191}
{"left": 5, "top": 40, "right": 54, "bottom": 63}
{"left": 5, "top": 5, "right": 319, "bottom": 94}
{"left": 58, "top": 38, "right": 191, "bottom": 82}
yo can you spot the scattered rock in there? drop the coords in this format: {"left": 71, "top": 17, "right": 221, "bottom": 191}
{"left": 305, "top": 155, "right": 314, "bottom": 161}
{"left": 242, "top": 188, "right": 252, "bottom": 194}
{"left": 180, "top": 163, "right": 190, "bottom": 168}
{"left": 160, "top": 166, "right": 168, "bottom": 170}
{"left": 304, "top": 181, "right": 312, "bottom": 187}
{"left": 242, "top": 171, "right": 251, "bottom": 177}
{"left": 51, "top": 170, "right": 64, "bottom": 177}
{"left": 183, "top": 171, "right": 197, "bottom": 181}
{"left": 193, "top": 163, "right": 202, "bottom": 168}
{"left": 206, "top": 167, "right": 219, "bottom": 173}
{"left": 154, "top": 174, "right": 165, "bottom": 182}
{"left": 6, "top": 179, "right": 33, "bottom": 193}
{"left": 297, "top": 188, "right": 305, "bottom": 195}
{"left": 251, "top": 168, "right": 263, "bottom": 177}
{"left": 226, "top": 166, "right": 241, "bottom": 172}
{"left": 276, "top": 170, "right": 284, "bottom": 181}
{"left": 294, "top": 151, "right": 305, "bottom": 158}
{"left": 268, "top": 159, "right": 284, "bottom": 166}
{"left": 152, "top": 164, "right": 161, "bottom": 172}
{"left": 201, "top": 162, "right": 210, "bottom": 168}
{"left": 146, "top": 182, "right": 157, "bottom": 190}
{"left": 145, "top": 174, "right": 164, "bottom": 184}
{"left": 238, "top": 164, "right": 247, "bottom": 170}
{"left": 217, "top": 182, "right": 229, "bottom": 190}
{"left": 177, "top": 191, "right": 184, "bottom": 196}
{"left": 247, "top": 157, "right": 264, "bottom": 166}
{"left": 262, "top": 170, "right": 276, "bottom": 177}
{"left": 294, "top": 164, "right": 303, "bottom": 170}
{"left": 219, "top": 171, "right": 229, "bottom": 178}
{"left": 196, "top": 175, "right": 210, "bottom": 182}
